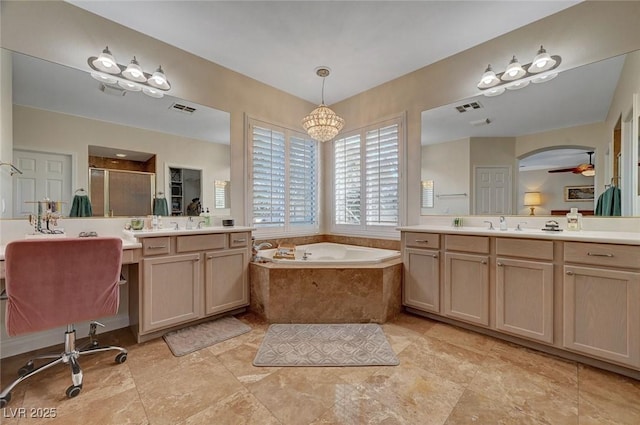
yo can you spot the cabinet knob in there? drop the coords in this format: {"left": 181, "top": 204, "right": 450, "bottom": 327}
{"left": 566, "top": 271, "right": 574, "bottom": 275}
{"left": 432, "top": 254, "right": 438, "bottom": 258}
{"left": 481, "top": 260, "right": 487, "bottom": 265}
{"left": 497, "top": 262, "right": 503, "bottom": 266}
{"left": 207, "top": 255, "right": 213, "bottom": 259}
{"left": 194, "top": 257, "right": 200, "bottom": 262}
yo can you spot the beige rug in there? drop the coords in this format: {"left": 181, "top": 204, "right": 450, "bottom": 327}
{"left": 163, "top": 316, "right": 251, "bottom": 357}
{"left": 253, "top": 323, "right": 399, "bottom": 367}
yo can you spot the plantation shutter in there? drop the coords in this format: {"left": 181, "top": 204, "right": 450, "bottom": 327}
{"left": 252, "top": 125, "right": 286, "bottom": 227}
{"left": 289, "top": 136, "right": 317, "bottom": 226}
{"left": 334, "top": 134, "right": 362, "bottom": 224}
{"left": 365, "top": 124, "right": 399, "bottom": 225}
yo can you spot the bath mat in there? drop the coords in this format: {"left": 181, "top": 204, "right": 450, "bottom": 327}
{"left": 163, "top": 316, "right": 251, "bottom": 357}
{"left": 253, "top": 323, "right": 399, "bottom": 367}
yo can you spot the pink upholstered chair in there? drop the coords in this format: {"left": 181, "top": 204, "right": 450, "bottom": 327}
{"left": 0, "top": 237, "right": 128, "bottom": 407}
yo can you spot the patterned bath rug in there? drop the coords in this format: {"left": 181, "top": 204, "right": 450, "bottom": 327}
{"left": 163, "top": 316, "right": 251, "bottom": 357}
{"left": 253, "top": 323, "right": 399, "bottom": 367}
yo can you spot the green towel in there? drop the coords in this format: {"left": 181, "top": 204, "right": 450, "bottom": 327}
{"left": 69, "top": 195, "right": 93, "bottom": 217}
{"left": 153, "top": 198, "right": 169, "bottom": 216}
{"left": 595, "top": 186, "right": 621, "bottom": 216}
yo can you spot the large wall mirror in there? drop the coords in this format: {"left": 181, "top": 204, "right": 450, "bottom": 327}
{"left": 420, "top": 49, "right": 640, "bottom": 218}
{"left": 1, "top": 48, "right": 231, "bottom": 218}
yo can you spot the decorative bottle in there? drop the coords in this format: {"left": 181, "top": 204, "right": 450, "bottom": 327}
{"left": 566, "top": 207, "right": 582, "bottom": 231}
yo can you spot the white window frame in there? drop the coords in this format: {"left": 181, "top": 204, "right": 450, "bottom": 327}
{"left": 330, "top": 114, "right": 405, "bottom": 238}
{"left": 247, "top": 117, "right": 320, "bottom": 238}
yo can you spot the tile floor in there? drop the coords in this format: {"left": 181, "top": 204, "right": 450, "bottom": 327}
{"left": 1, "top": 312, "right": 640, "bottom": 424}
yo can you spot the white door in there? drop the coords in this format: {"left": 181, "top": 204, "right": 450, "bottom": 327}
{"left": 13, "top": 150, "right": 72, "bottom": 217}
{"left": 474, "top": 166, "right": 511, "bottom": 215}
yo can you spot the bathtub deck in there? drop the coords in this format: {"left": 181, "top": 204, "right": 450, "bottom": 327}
{"left": 249, "top": 258, "right": 402, "bottom": 323}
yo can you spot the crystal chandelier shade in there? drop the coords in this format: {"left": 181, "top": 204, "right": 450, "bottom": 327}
{"left": 302, "top": 67, "right": 345, "bottom": 142}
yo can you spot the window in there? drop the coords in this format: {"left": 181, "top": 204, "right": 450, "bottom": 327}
{"left": 249, "top": 119, "right": 319, "bottom": 236}
{"left": 332, "top": 117, "right": 403, "bottom": 236}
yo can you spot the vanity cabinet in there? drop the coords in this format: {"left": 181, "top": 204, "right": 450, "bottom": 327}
{"left": 204, "top": 235, "right": 249, "bottom": 315}
{"left": 402, "top": 232, "right": 440, "bottom": 313}
{"left": 562, "top": 242, "right": 640, "bottom": 368}
{"left": 443, "top": 235, "right": 490, "bottom": 326}
{"left": 495, "top": 238, "right": 554, "bottom": 344}
{"left": 135, "top": 231, "right": 251, "bottom": 339}
{"left": 141, "top": 253, "right": 202, "bottom": 332}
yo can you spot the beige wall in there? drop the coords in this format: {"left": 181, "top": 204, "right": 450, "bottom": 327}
{"left": 2, "top": 1, "right": 640, "bottom": 226}
{"left": 13, "top": 105, "right": 230, "bottom": 212}
{"left": 518, "top": 169, "right": 595, "bottom": 215}
{"left": 421, "top": 138, "right": 470, "bottom": 215}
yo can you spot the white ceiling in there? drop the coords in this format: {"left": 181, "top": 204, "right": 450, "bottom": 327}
{"left": 67, "top": 0, "right": 580, "bottom": 104}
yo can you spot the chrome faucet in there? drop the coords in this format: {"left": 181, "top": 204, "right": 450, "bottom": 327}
{"left": 196, "top": 220, "right": 206, "bottom": 229}
{"left": 186, "top": 216, "right": 194, "bottom": 230}
{"left": 515, "top": 221, "right": 527, "bottom": 231}
{"left": 251, "top": 241, "right": 273, "bottom": 261}
{"left": 169, "top": 221, "right": 179, "bottom": 230}
{"left": 483, "top": 220, "right": 495, "bottom": 230}
{"left": 499, "top": 216, "right": 508, "bottom": 231}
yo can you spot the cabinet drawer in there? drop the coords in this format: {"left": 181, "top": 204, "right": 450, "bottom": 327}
{"left": 564, "top": 242, "right": 640, "bottom": 269}
{"left": 496, "top": 238, "right": 553, "bottom": 261}
{"left": 445, "top": 235, "right": 489, "bottom": 254}
{"left": 229, "top": 232, "right": 250, "bottom": 248}
{"left": 177, "top": 233, "right": 226, "bottom": 252}
{"left": 142, "top": 237, "right": 171, "bottom": 256}
{"left": 404, "top": 232, "right": 439, "bottom": 249}
{"left": 121, "top": 248, "right": 140, "bottom": 264}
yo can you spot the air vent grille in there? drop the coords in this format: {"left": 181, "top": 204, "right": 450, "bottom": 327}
{"left": 170, "top": 103, "right": 197, "bottom": 114}
{"left": 455, "top": 101, "right": 483, "bottom": 113}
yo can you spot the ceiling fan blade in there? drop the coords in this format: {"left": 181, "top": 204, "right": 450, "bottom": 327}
{"left": 548, "top": 167, "right": 576, "bottom": 173}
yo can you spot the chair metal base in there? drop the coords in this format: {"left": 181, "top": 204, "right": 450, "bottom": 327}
{"left": 0, "top": 322, "right": 127, "bottom": 407}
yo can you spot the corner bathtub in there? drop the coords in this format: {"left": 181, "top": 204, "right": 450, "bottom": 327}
{"left": 257, "top": 242, "right": 401, "bottom": 264}
{"left": 250, "top": 242, "right": 402, "bottom": 323}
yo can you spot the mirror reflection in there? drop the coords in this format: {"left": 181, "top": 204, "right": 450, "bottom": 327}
{"left": 2, "top": 49, "right": 230, "bottom": 218}
{"left": 421, "top": 50, "right": 640, "bottom": 217}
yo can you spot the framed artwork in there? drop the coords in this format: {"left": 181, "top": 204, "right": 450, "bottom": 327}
{"left": 564, "top": 185, "right": 595, "bottom": 201}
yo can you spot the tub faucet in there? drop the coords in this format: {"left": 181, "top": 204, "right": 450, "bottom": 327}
{"left": 499, "top": 216, "right": 508, "bottom": 231}
{"left": 252, "top": 241, "right": 273, "bottom": 261}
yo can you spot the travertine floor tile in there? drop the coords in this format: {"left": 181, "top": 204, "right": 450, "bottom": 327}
{"left": 247, "top": 367, "right": 352, "bottom": 425}
{"left": 444, "top": 389, "right": 548, "bottom": 425}
{"left": 2, "top": 312, "right": 638, "bottom": 425}
{"left": 578, "top": 364, "right": 640, "bottom": 425}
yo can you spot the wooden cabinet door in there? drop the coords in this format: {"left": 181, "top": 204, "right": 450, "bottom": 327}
{"left": 403, "top": 247, "right": 440, "bottom": 313}
{"left": 204, "top": 248, "right": 249, "bottom": 315}
{"left": 563, "top": 265, "right": 640, "bottom": 368}
{"left": 496, "top": 258, "right": 553, "bottom": 343}
{"left": 141, "top": 253, "right": 201, "bottom": 332}
{"left": 444, "top": 252, "right": 489, "bottom": 326}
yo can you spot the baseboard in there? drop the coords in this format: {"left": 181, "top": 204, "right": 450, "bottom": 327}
{"left": 0, "top": 314, "right": 129, "bottom": 359}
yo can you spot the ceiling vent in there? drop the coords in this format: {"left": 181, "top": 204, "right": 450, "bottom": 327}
{"left": 99, "top": 83, "right": 126, "bottom": 97}
{"left": 455, "top": 101, "right": 483, "bottom": 113}
{"left": 170, "top": 103, "right": 197, "bottom": 114}
{"left": 470, "top": 118, "right": 491, "bottom": 127}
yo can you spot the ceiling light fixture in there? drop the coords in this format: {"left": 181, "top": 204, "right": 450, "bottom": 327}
{"left": 302, "top": 67, "right": 345, "bottom": 142}
{"left": 477, "top": 46, "right": 561, "bottom": 97}
{"left": 88, "top": 46, "right": 171, "bottom": 98}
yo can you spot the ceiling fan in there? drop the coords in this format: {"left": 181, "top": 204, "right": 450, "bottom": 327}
{"left": 548, "top": 151, "right": 595, "bottom": 175}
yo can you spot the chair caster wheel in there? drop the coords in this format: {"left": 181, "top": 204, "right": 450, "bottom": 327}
{"left": 18, "top": 362, "right": 34, "bottom": 377}
{"left": 0, "top": 393, "right": 11, "bottom": 408}
{"left": 115, "top": 353, "right": 127, "bottom": 364}
{"left": 66, "top": 385, "right": 82, "bottom": 399}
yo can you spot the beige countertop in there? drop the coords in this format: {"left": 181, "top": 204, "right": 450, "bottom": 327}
{"left": 397, "top": 225, "right": 640, "bottom": 246}
{"left": 122, "top": 226, "right": 254, "bottom": 239}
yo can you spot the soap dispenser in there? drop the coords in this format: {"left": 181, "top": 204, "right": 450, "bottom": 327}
{"left": 566, "top": 208, "right": 582, "bottom": 231}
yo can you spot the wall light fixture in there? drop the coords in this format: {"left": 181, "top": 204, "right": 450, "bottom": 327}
{"left": 477, "top": 46, "right": 561, "bottom": 97}
{"left": 88, "top": 46, "right": 171, "bottom": 98}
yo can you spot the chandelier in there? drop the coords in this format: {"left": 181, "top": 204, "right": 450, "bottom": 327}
{"left": 302, "top": 67, "right": 345, "bottom": 142}
{"left": 88, "top": 46, "right": 171, "bottom": 98}
{"left": 477, "top": 45, "right": 561, "bottom": 97}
